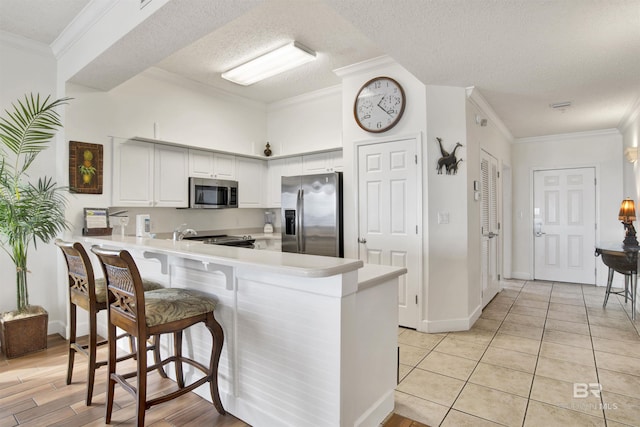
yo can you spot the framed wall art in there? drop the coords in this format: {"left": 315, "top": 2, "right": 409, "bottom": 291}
{"left": 69, "top": 141, "right": 103, "bottom": 194}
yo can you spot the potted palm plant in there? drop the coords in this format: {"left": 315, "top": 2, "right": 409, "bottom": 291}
{"left": 0, "top": 94, "right": 69, "bottom": 358}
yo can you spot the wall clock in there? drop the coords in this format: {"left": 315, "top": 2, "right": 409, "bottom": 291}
{"left": 354, "top": 76, "right": 406, "bottom": 133}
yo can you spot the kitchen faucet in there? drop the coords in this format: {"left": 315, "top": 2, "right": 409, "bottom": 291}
{"left": 173, "top": 224, "right": 197, "bottom": 241}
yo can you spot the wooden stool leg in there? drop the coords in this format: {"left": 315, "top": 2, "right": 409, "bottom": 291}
{"left": 105, "top": 323, "right": 117, "bottom": 424}
{"left": 136, "top": 338, "right": 148, "bottom": 427}
{"left": 153, "top": 335, "right": 167, "bottom": 378}
{"left": 205, "top": 313, "right": 226, "bottom": 415}
{"left": 174, "top": 331, "right": 185, "bottom": 388}
{"left": 129, "top": 335, "right": 137, "bottom": 359}
{"left": 67, "top": 303, "right": 77, "bottom": 386}
{"left": 86, "top": 309, "right": 98, "bottom": 406}
{"left": 603, "top": 267, "right": 615, "bottom": 307}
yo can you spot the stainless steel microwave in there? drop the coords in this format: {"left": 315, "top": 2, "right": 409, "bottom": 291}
{"left": 189, "top": 177, "right": 238, "bottom": 209}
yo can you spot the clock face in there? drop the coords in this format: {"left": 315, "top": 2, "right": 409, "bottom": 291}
{"left": 354, "top": 77, "right": 406, "bottom": 133}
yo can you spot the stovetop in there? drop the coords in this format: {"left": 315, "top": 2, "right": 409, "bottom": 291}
{"left": 183, "top": 234, "right": 254, "bottom": 246}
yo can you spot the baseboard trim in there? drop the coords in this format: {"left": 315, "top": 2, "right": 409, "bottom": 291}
{"left": 420, "top": 303, "right": 483, "bottom": 333}
{"left": 511, "top": 272, "right": 533, "bottom": 280}
{"left": 355, "top": 388, "right": 394, "bottom": 427}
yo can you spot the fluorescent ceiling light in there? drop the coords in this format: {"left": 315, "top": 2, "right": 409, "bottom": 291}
{"left": 221, "top": 41, "right": 316, "bottom": 86}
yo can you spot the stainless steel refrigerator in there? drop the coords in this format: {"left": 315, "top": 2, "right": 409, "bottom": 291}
{"left": 281, "top": 172, "right": 343, "bottom": 257}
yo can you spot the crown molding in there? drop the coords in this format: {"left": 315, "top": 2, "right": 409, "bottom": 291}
{"left": 50, "top": 0, "right": 118, "bottom": 59}
{"left": 333, "top": 55, "right": 395, "bottom": 78}
{"left": 618, "top": 95, "right": 640, "bottom": 133}
{"left": 513, "top": 128, "right": 621, "bottom": 144}
{"left": 0, "top": 30, "right": 52, "bottom": 56}
{"left": 465, "top": 86, "right": 513, "bottom": 142}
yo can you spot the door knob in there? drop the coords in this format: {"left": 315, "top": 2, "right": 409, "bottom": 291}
{"left": 487, "top": 232, "right": 499, "bottom": 238}
{"left": 535, "top": 231, "right": 546, "bottom": 237}
{"left": 357, "top": 238, "right": 367, "bottom": 244}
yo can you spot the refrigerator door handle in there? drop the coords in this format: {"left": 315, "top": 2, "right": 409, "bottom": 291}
{"left": 298, "top": 189, "right": 304, "bottom": 252}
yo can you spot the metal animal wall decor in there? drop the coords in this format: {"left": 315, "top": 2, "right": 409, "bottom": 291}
{"left": 436, "top": 137, "right": 463, "bottom": 175}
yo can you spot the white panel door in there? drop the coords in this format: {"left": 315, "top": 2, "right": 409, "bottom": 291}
{"left": 481, "top": 151, "right": 501, "bottom": 306}
{"left": 357, "top": 138, "right": 420, "bottom": 328}
{"left": 534, "top": 168, "right": 596, "bottom": 284}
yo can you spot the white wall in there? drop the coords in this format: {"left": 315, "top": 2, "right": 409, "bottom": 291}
{"left": 465, "top": 93, "right": 513, "bottom": 309}
{"left": 620, "top": 107, "right": 639, "bottom": 203}
{"left": 425, "top": 86, "right": 472, "bottom": 330}
{"left": 511, "top": 130, "right": 624, "bottom": 285}
{"left": 619, "top": 105, "right": 639, "bottom": 316}
{"left": 0, "top": 34, "right": 65, "bottom": 334}
{"left": 267, "top": 86, "right": 342, "bottom": 155}
{"left": 108, "top": 68, "right": 266, "bottom": 154}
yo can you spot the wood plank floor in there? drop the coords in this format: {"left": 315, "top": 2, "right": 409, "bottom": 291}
{"left": 0, "top": 335, "right": 247, "bottom": 426}
{"left": 1, "top": 335, "right": 425, "bottom": 427}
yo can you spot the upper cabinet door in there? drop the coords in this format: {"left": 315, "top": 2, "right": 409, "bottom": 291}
{"left": 212, "top": 153, "right": 236, "bottom": 179}
{"left": 189, "top": 149, "right": 215, "bottom": 178}
{"left": 236, "top": 156, "right": 266, "bottom": 208}
{"left": 302, "top": 150, "right": 343, "bottom": 174}
{"left": 154, "top": 144, "right": 188, "bottom": 207}
{"left": 189, "top": 149, "right": 236, "bottom": 179}
{"left": 112, "top": 139, "right": 155, "bottom": 206}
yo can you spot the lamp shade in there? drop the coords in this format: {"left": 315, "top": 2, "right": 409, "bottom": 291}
{"left": 618, "top": 198, "right": 636, "bottom": 222}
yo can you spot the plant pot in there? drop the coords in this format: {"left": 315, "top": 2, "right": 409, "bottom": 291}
{"left": 0, "top": 306, "right": 48, "bottom": 359}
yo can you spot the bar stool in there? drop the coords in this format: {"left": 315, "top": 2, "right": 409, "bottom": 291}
{"left": 90, "top": 246, "right": 225, "bottom": 426}
{"left": 55, "top": 240, "right": 164, "bottom": 405}
{"left": 601, "top": 251, "right": 637, "bottom": 311}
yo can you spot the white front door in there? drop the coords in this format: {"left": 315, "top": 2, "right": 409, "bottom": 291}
{"left": 481, "top": 150, "right": 501, "bottom": 306}
{"left": 533, "top": 168, "right": 596, "bottom": 284}
{"left": 357, "top": 138, "right": 421, "bottom": 328}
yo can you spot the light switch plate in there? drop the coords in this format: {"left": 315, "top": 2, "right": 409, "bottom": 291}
{"left": 438, "top": 212, "right": 450, "bottom": 224}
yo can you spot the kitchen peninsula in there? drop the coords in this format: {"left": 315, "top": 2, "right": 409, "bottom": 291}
{"left": 82, "top": 235, "right": 406, "bottom": 427}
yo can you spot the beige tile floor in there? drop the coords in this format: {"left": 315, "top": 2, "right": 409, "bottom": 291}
{"left": 395, "top": 279, "right": 640, "bottom": 427}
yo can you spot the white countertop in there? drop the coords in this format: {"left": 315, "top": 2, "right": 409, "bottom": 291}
{"left": 358, "top": 263, "right": 408, "bottom": 291}
{"left": 82, "top": 235, "right": 362, "bottom": 278}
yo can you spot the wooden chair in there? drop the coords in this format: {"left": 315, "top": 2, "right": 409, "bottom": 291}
{"left": 90, "top": 246, "right": 225, "bottom": 426}
{"left": 55, "top": 240, "right": 164, "bottom": 405}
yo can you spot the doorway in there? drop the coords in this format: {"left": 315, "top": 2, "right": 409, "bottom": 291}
{"left": 533, "top": 167, "right": 596, "bottom": 284}
{"left": 356, "top": 137, "right": 422, "bottom": 328}
{"left": 481, "top": 150, "right": 501, "bottom": 306}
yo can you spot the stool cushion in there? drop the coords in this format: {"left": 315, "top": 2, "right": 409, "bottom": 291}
{"left": 95, "top": 278, "right": 164, "bottom": 304}
{"left": 143, "top": 288, "right": 217, "bottom": 327}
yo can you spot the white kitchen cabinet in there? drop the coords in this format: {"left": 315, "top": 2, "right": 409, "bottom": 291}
{"left": 236, "top": 156, "right": 266, "bottom": 208}
{"left": 154, "top": 144, "right": 189, "bottom": 207}
{"left": 266, "top": 156, "right": 302, "bottom": 207}
{"left": 302, "top": 150, "right": 343, "bottom": 174}
{"left": 113, "top": 140, "right": 188, "bottom": 207}
{"left": 188, "top": 149, "right": 236, "bottom": 179}
{"left": 112, "top": 140, "right": 155, "bottom": 206}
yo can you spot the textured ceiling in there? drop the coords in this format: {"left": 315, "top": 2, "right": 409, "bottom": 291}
{"left": 0, "top": 0, "right": 89, "bottom": 44}
{"left": 325, "top": 0, "right": 640, "bottom": 138}
{"left": 155, "top": 0, "right": 382, "bottom": 103}
{"left": 1, "top": 0, "right": 639, "bottom": 139}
